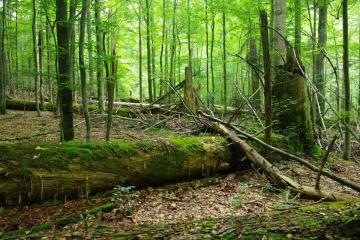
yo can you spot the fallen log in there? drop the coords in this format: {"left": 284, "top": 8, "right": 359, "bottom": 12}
{"left": 0, "top": 136, "right": 235, "bottom": 206}
{"left": 200, "top": 112, "right": 360, "bottom": 193}
{"left": 6, "top": 99, "right": 55, "bottom": 112}
{"left": 212, "top": 123, "right": 355, "bottom": 201}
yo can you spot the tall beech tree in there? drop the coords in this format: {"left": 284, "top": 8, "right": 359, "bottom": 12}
{"left": 79, "top": 0, "right": 91, "bottom": 142}
{"left": 0, "top": 0, "right": 6, "bottom": 114}
{"left": 342, "top": 0, "right": 351, "bottom": 160}
{"left": 32, "top": 0, "right": 41, "bottom": 117}
{"left": 56, "top": 0, "right": 75, "bottom": 141}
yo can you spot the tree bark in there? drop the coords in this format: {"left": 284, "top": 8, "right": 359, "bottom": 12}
{"left": 87, "top": 0, "right": 94, "bottom": 97}
{"left": 46, "top": 22, "right": 53, "bottom": 104}
{"left": 342, "top": 0, "right": 351, "bottom": 160}
{"left": 259, "top": 11, "right": 272, "bottom": 146}
{"left": 95, "top": 0, "right": 105, "bottom": 113}
{"left": 249, "top": 38, "right": 260, "bottom": 111}
{"left": 137, "top": 1, "right": 143, "bottom": 103}
{"left": 222, "top": 6, "right": 227, "bottom": 114}
{"left": 38, "top": 30, "right": 44, "bottom": 109}
{"left": 146, "top": 0, "right": 153, "bottom": 102}
{"left": 184, "top": 0, "right": 194, "bottom": 110}
{"left": 273, "top": 0, "right": 286, "bottom": 66}
{"left": 294, "top": 0, "right": 301, "bottom": 57}
{"left": 32, "top": 0, "right": 41, "bottom": 117}
{"left": 56, "top": 0, "right": 75, "bottom": 141}
{"left": 0, "top": 137, "right": 233, "bottom": 206}
{"left": 0, "top": 0, "right": 6, "bottom": 114}
{"left": 315, "top": 0, "right": 327, "bottom": 117}
{"left": 79, "top": 0, "right": 91, "bottom": 142}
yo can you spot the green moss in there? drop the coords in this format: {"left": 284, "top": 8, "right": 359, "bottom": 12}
{"left": 309, "top": 144, "right": 324, "bottom": 159}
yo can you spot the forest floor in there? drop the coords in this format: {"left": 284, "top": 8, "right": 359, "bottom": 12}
{"left": 0, "top": 110, "right": 360, "bottom": 239}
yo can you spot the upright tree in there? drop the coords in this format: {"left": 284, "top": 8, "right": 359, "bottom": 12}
{"left": 0, "top": 0, "right": 6, "bottom": 114}
{"left": 56, "top": 0, "right": 75, "bottom": 141}
{"left": 79, "top": 0, "right": 91, "bottom": 142}
{"left": 184, "top": 0, "right": 194, "bottom": 110}
{"left": 315, "top": 0, "right": 327, "bottom": 117}
{"left": 294, "top": 0, "right": 301, "bottom": 57}
{"left": 138, "top": 0, "right": 143, "bottom": 102}
{"left": 32, "top": 0, "right": 41, "bottom": 117}
{"left": 222, "top": 1, "right": 227, "bottom": 113}
{"left": 342, "top": 0, "right": 351, "bottom": 160}
{"left": 145, "top": 0, "right": 153, "bottom": 102}
{"left": 95, "top": 0, "right": 105, "bottom": 113}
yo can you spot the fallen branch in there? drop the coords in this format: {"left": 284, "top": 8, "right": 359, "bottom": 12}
{"left": 200, "top": 112, "right": 360, "bottom": 193}
{"left": 211, "top": 123, "right": 355, "bottom": 201}
{"left": 315, "top": 136, "right": 337, "bottom": 190}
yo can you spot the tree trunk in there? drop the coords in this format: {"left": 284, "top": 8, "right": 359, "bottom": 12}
{"left": 184, "top": 0, "right": 194, "bottom": 110}
{"left": 222, "top": 7, "right": 227, "bottom": 114}
{"left": 205, "top": 0, "right": 209, "bottom": 107}
{"left": 69, "top": 0, "right": 77, "bottom": 104}
{"left": 315, "top": 0, "right": 327, "bottom": 118}
{"left": 159, "top": 0, "right": 166, "bottom": 98}
{"left": 56, "top": 0, "right": 75, "bottom": 141}
{"left": 145, "top": 0, "right": 153, "bottom": 102}
{"left": 0, "top": 137, "right": 234, "bottom": 206}
{"left": 106, "top": 39, "right": 116, "bottom": 142}
{"left": 294, "top": 0, "right": 301, "bottom": 57}
{"left": 259, "top": 11, "right": 272, "bottom": 146}
{"left": 95, "top": 0, "right": 105, "bottom": 113}
{"left": 0, "top": 0, "right": 6, "bottom": 114}
{"left": 138, "top": 1, "right": 143, "bottom": 103}
{"left": 46, "top": 22, "right": 53, "bottom": 104}
{"left": 342, "top": 0, "right": 351, "bottom": 160}
{"left": 38, "top": 30, "right": 44, "bottom": 109}
{"left": 87, "top": 0, "right": 94, "bottom": 97}
{"left": 79, "top": 0, "right": 91, "bottom": 142}
{"left": 249, "top": 38, "right": 260, "bottom": 111}
{"left": 32, "top": 0, "right": 41, "bottom": 117}
{"left": 273, "top": 0, "right": 286, "bottom": 66}
{"left": 210, "top": 1, "right": 215, "bottom": 107}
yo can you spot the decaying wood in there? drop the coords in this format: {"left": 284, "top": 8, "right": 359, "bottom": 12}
{"left": 315, "top": 136, "right": 337, "bottom": 190}
{"left": 0, "top": 137, "right": 234, "bottom": 206}
{"left": 211, "top": 123, "right": 355, "bottom": 201}
{"left": 200, "top": 112, "right": 360, "bottom": 193}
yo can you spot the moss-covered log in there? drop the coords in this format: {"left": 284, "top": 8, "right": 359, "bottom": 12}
{"left": 0, "top": 137, "right": 236, "bottom": 206}
{"left": 6, "top": 99, "right": 55, "bottom": 111}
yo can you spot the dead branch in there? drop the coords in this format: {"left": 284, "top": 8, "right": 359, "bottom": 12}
{"left": 199, "top": 112, "right": 360, "bottom": 193}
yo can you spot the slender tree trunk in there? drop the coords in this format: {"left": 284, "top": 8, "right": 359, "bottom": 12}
{"left": 145, "top": 0, "right": 153, "bottom": 102}
{"left": 342, "top": 0, "right": 351, "bottom": 160}
{"left": 32, "top": 0, "right": 41, "bottom": 117}
{"left": 15, "top": 0, "right": 19, "bottom": 93}
{"left": 210, "top": 0, "right": 215, "bottom": 107}
{"left": 46, "top": 22, "right": 53, "bottom": 104}
{"left": 205, "top": 0, "right": 210, "bottom": 107}
{"left": 294, "top": 0, "right": 301, "bottom": 57}
{"left": 185, "top": 0, "right": 194, "bottom": 110}
{"left": 80, "top": 0, "right": 91, "bottom": 142}
{"left": 56, "top": 0, "right": 75, "bottom": 141}
{"left": 87, "top": 0, "right": 94, "bottom": 97}
{"left": 315, "top": 0, "right": 327, "bottom": 117}
{"left": 169, "top": 0, "right": 177, "bottom": 91}
{"left": 0, "top": 0, "right": 6, "bottom": 114}
{"left": 159, "top": 0, "right": 166, "bottom": 97}
{"left": 273, "top": 0, "right": 286, "bottom": 66}
{"left": 260, "top": 11, "right": 272, "bottom": 146}
{"left": 222, "top": 7, "right": 227, "bottom": 114}
{"left": 138, "top": 1, "right": 143, "bottom": 102}
{"left": 38, "top": 30, "right": 44, "bottom": 109}
{"left": 358, "top": 23, "right": 360, "bottom": 121}
{"left": 249, "top": 38, "right": 260, "bottom": 110}
{"left": 95, "top": 0, "right": 105, "bottom": 113}
{"left": 69, "top": 0, "right": 76, "bottom": 104}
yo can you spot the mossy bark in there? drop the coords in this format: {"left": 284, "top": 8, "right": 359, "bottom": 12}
{"left": 273, "top": 67, "right": 314, "bottom": 152}
{"left": 0, "top": 137, "right": 235, "bottom": 206}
